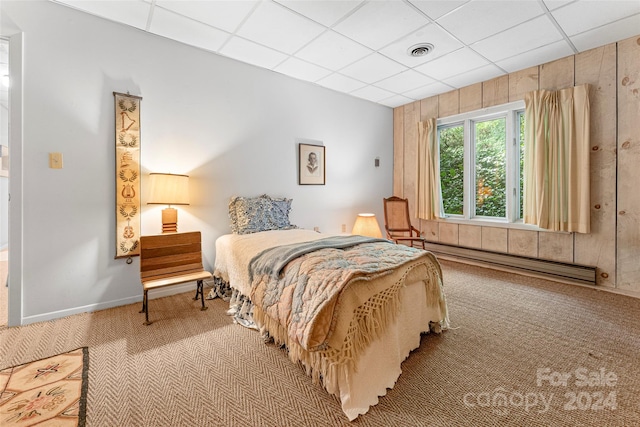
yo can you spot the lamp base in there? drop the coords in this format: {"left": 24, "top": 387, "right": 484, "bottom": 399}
{"left": 162, "top": 207, "right": 178, "bottom": 233}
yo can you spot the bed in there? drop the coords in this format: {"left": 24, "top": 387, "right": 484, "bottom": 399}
{"left": 208, "top": 195, "right": 449, "bottom": 420}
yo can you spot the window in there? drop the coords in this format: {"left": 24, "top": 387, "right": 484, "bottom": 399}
{"left": 437, "top": 101, "right": 525, "bottom": 225}
{"left": 438, "top": 124, "right": 463, "bottom": 215}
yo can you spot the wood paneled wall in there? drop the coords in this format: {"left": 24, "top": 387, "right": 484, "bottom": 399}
{"left": 393, "top": 35, "right": 640, "bottom": 296}
{"left": 617, "top": 36, "right": 640, "bottom": 293}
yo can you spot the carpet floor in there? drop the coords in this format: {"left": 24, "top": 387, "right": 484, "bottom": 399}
{"left": 0, "top": 260, "right": 638, "bottom": 426}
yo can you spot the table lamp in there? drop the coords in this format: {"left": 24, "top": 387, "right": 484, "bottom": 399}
{"left": 147, "top": 173, "right": 189, "bottom": 233}
{"left": 352, "top": 213, "right": 382, "bottom": 238}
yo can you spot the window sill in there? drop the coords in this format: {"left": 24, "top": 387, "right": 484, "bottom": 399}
{"left": 431, "top": 216, "right": 569, "bottom": 233}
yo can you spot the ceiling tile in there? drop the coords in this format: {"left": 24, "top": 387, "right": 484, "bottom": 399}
{"left": 333, "top": 1, "right": 430, "bottom": 50}
{"left": 274, "top": 57, "right": 333, "bottom": 82}
{"left": 156, "top": 0, "right": 258, "bottom": 33}
{"left": 442, "top": 63, "right": 505, "bottom": 88}
{"left": 149, "top": 7, "right": 229, "bottom": 53}
{"left": 437, "top": 0, "right": 546, "bottom": 44}
{"left": 295, "top": 30, "right": 372, "bottom": 71}
{"left": 414, "top": 47, "right": 489, "bottom": 80}
{"left": 407, "top": 0, "right": 469, "bottom": 20}
{"left": 375, "top": 69, "right": 435, "bottom": 93}
{"left": 339, "top": 53, "right": 407, "bottom": 84}
{"left": 350, "top": 85, "right": 396, "bottom": 102}
{"left": 551, "top": 0, "right": 640, "bottom": 36}
{"left": 219, "top": 36, "right": 288, "bottom": 69}
{"left": 275, "top": 0, "right": 364, "bottom": 27}
{"left": 471, "top": 15, "right": 564, "bottom": 62}
{"left": 495, "top": 39, "right": 574, "bottom": 72}
{"left": 236, "top": 1, "right": 325, "bottom": 54}
{"left": 541, "top": 1, "right": 576, "bottom": 11}
{"left": 403, "top": 81, "right": 456, "bottom": 100}
{"left": 49, "top": 0, "right": 640, "bottom": 108}
{"left": 570, "top": 12, "right": 640, "bottom": 51}
{"left": 379, "top": 23, "right": 464, "bottom": 67}
{"left": 378, "top": 94, "right": 415, "bottom": 108}
{"left": 55, "top": 0, "right": 151, "bottom": 29}
{"left": 316, "top": 73, "right": 368, "bottom": 93}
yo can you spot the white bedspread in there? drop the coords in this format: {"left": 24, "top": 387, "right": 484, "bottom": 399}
{"left": 214, "top": 229, "right": 329, "bottom": 296}
{"left": 213, "top": 229, "right": 447, "bottom": 421}
{"left": 334, "top": 280, "right": 439, "bottom": 420}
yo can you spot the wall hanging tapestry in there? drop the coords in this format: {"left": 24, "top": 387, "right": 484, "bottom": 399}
{"left": 114, "top": 92, "right": 142, "bottom": 259}
{"left": 0, "top": 347, "right": 89, "bottom": 426}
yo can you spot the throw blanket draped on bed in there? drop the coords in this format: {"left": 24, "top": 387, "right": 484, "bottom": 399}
{"left": 249, "top": 237, "right": 442, "bottom": 353}
{"left": 249, "top": 235, "right": 389, "bottom": 280}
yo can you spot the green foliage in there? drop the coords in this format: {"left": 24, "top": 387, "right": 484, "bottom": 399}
{"left": 438, "top": 109, "right": 525, "bottom": 220}
{"left": 439, "top": 118, "right": 511, "bottom": 218}
{"left": 474, "top": 118, "right": 506, "bottom": 217}
{"left": 439, "top": 125, "right": 464, "bottom": 215}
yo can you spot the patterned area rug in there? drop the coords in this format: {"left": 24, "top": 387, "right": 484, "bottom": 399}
{"left": 0, "top": 347, "right": 88, "bottom": 426}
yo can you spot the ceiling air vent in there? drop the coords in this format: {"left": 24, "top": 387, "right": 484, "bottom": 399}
{"left": 407, "top": 43, "right": 434, "bottom": 57}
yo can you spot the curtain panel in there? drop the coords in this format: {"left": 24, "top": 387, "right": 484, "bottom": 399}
{"left": 416, "top": 118, "right": 443, "bottom": 220}
{"left": 523, "top": 84, "right": 590, "bottom": 233}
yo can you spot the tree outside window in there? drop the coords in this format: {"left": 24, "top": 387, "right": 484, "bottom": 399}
{"left": 474, "top": 118, "right": 506, "bottom": 218}
{"left": 439, "top": 125, "right": 464, "bottom": 216}
{"left": 436, "top": 101, "right": 524, "bottom": 224}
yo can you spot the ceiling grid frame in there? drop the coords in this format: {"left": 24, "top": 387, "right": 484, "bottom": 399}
{"left": 48, "top": 0, "right": 640, "bottom": 108}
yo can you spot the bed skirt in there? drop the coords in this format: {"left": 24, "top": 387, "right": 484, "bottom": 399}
{"left": 207, "top": 277, "right": 447, "bottom": 420}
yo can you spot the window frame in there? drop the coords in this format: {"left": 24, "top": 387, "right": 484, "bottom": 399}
{"left": 436, "top": 100, "right": 537, "bottom": 230}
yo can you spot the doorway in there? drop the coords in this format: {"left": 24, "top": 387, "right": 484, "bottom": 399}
{"left": 0, "top": 37, "right": 9, "bottom": 327}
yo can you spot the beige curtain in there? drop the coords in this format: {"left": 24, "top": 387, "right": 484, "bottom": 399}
{"left": 523, "top": 84, "right": 590, "bottom": 233}
{"left": 416, "top": 118, "right": 443, "bottom": 220}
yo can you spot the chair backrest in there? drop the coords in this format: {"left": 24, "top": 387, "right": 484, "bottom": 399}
{"left": 140, "top": 231, "right": 205, "bottom": 282}
{"left": 383, "top": 196, "right": 414, "bottom": 235}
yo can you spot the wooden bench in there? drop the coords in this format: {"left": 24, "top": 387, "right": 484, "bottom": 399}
{"left": 139, "top": 231, "right": 212, "bottom": 325}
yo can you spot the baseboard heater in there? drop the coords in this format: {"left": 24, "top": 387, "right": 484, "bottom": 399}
{"left": 423, "top": 242, "right": 597, "bottom": 286}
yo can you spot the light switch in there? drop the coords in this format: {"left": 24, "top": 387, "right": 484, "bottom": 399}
{"left": 49, "top": 152, "right": 63, "bottom": 169}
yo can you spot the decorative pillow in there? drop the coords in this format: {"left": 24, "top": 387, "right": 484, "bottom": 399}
{"left": 229, "top": 194, "right": 296, "bottom": 234}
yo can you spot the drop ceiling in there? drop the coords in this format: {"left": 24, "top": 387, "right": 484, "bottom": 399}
{"left": 51, "top": 0, "right": 640, "bottom": 108}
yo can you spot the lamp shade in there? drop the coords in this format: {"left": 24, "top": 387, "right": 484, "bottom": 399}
{"left": 147, "top": 173, "right": 190, "bottom": 205}
{"left": 352, "top": 213, "right": 382, "bottom": 238}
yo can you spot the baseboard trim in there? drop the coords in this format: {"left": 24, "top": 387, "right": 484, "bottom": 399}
{"left": 20, "top": 282, "right": 197, "bottom": 326}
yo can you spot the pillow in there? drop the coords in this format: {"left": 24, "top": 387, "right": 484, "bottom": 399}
{"left": 229, "top": 194, "right": 296, "bottom": 234}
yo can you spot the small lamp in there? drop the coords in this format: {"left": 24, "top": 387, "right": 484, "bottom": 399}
{"left": 352, "top": 213, "right": 382, "bottom": 238}
{"left": 147, "top": 173, "right": 190, "bottom": 233}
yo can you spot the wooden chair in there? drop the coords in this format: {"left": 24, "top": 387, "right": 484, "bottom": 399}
{"left": 139, "top": 231, "right": 212, "bottom": 325}
{"left": 383, "top": 196, "right": 426, "bottom": 249}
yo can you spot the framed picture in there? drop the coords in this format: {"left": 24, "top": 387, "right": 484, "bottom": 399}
{"left": 299, "top": 143, "right": 325, "bottom": 185}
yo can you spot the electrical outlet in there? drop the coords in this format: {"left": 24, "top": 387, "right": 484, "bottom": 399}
{"left": 313, "top": 226, "right": 319, "bottom": 232}
{"left": 341, "top": 224, "right": 346, "bottom": 233}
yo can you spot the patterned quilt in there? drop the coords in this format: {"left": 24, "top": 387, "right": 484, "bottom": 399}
{"left": 249, "top": 237, "right": 438, "bottom": 352}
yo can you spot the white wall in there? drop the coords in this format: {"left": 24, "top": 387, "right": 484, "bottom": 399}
{"left": 1, "top": 1, "right": 393, "bottom": 324}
